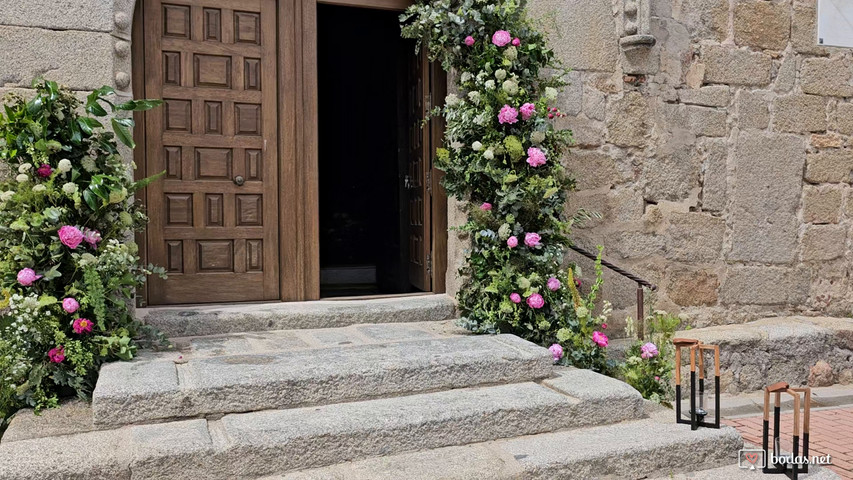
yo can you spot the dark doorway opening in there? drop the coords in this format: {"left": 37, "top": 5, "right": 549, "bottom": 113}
{"left": 317, "top": 4, "right": 420, "bottom": 297}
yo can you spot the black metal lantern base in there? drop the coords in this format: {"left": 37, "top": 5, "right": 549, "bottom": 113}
{"left": 762, "top": 382, "right": 811, "bottom": 480}
{"left": 674, "top": 338, "right": 720, "bottom": 430}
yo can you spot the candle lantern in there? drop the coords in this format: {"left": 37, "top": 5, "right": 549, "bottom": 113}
{"left": 673, "top": 338, "right": 721, "bottom": 430}
{"left": 762, "top": 382, "right": 811, "bottom": 479}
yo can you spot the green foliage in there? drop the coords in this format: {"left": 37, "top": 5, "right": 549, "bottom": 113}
{"left": 621, "top": 312, "right": 683, "bottom": 405}
{"left": 401, "top": 0, "right": 611, "bottom": 372}
{"left": 0, "top": 80, "right": 165, "bottom": 422}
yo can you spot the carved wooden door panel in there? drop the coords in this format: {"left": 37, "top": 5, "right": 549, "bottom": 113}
{"left": 407, "top": 48, "right": 431, "bottom": 291}
{"left": 143, "top": 0, "right": 279, "bottom": 304}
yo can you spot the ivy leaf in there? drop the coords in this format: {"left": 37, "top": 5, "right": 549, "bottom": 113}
{"left": 115, "top": 99, "right": 163, "bottom": 111}
{"left": 38, "top": 294, "right": 58, "bottom": 306}
{"left": 77, "top": 117, "right": 102, "bottom": 135}
{"left": 82, "top": 188, "right": 99, "bottom": 211}
{"left": 111, "top": 117, "right": 135, "bottom": 148}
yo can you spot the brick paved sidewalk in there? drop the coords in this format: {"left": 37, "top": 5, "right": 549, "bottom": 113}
{"left": 726, "top": 407, "right": 853, "bottom": 480}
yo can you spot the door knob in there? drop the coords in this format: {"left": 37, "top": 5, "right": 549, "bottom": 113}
{"left": 233, "top": 175, "right": 245, "bottom": 186}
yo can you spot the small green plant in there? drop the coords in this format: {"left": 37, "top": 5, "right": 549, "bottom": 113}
{"left": 621, "top": 311, "right": 683, "bottom": 405}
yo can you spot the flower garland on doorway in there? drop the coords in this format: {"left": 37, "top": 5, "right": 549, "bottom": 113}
{"left": 401, "top": 0, "right": 611, "bottom": 372}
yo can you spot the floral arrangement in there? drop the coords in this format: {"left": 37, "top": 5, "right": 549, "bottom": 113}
{"left": 401, "top": 0, "right": 610, "bottom": 371}
{"left": 0, "top": 80, "right": 163, "bottom": 424}
{"left": 621, "top": 312, "right": 682, "bottom": 405}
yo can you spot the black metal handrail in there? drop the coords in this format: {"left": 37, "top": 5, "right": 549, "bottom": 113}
{"left": 568, "top": 244, "right": 656, "bottom": 339}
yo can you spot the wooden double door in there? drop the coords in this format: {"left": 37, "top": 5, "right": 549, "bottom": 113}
{"left": 134, "top": 0, "right": 445, "bottom": 305}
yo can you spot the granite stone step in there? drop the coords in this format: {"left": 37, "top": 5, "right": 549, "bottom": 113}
{"left": 267, "top": 419, "right": 743, "bottom": 480}
{"left": 92, "top": 333, "right": 555, "bottom": 427}
{"left": 139, "top": 294, "right": 456, "bottom": 337}
{"left": 0, "top": 372, "right": 645, "bottom": 479}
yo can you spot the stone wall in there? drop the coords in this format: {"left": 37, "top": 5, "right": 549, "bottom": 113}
{"left": 0, "top": 0, "right": 135, "bottom": 112}
{"left": 517, "top": 0, "right": 853, "bottom": 333}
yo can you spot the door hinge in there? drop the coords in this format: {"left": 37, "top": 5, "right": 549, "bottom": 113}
{"left": 426, "top": 251, "right": 433, "bottom": 278}
{"left": 425, "top": 170, "right": 432, "bottom": 194}
{"left": 426, "top": 93, "right": 432, "bottom": 111}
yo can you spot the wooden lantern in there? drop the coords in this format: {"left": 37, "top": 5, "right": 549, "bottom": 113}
{"left": 762, "top": 382, "right": 811, "bottom": 479}
{"left": 674, "top": 338, "right": 721, "bottom": 430}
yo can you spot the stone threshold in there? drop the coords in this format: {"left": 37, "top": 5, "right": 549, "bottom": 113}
{"left": 138, "top": 293, "right": 456, "bottom": 338}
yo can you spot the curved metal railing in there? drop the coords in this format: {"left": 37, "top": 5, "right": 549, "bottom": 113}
{"left": 568, "top": 244, "right": 656, "bottom": 339}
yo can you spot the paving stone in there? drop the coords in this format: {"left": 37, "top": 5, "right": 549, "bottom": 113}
{"left": 214, "top": 382, "right": 600, "bottom": 476}
{"left": 139, "top": 294, "right": 456, "bottom": 337}
{"left": 271, "top": 444, "right": 519, "bottom": 480}
{"left": 0, "top": 428, "right": 131, "bottom": 480}
{"left": 92, "top": 334, "right": 553, "bottom": 427}
{"left": 497, "top": 419, "right": 742, "bottom": 479}
{"left": 2, "top": 399, "right": 94, "bottom": 443}
{"left": 354, "top": 323, "right": 436, "bottom": 341}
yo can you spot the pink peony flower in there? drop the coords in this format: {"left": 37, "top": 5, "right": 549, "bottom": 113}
{"left": 547, "top": 277, "right": 561, "bottom": 291}
{"left": 82, "top": 228, "right": 101, "bottom": 248}
{"left": 592, "top": 331, "right": 609, "bottom": 348}
{"left": 512, "top": 37, "right": 521, "bottom": 46}
{"left": 480, "top": 202, "right": 492, "bottom": 211}
{"left": 640, "top": 342, "right": 660, "bottom": 359}
{"left": 549, "top": 343, "right": 564, "bottom": 361}
{"left": 72, "top": 318, "right": 94, "bottom": 335}
{"left": 527, "top": 293, "right": 545, "bottom": 309}
{"left": 48, "top": 346, "right": 65, "bottom": 363}
{"left": 655, "top": 376, "right": 661, "bottom": 381}
{"left": 58, "top": 225, "right": 84, "bottom": 249}
{"left": 36, "top": 164, "right": 53, "bottom": 178}
{"left": 464, "top": 35, "right": 475, "bottom": 46}
{"left": 62, "top": 297, "right": 80, "bottom": 313}
{"left": 520, "top": 102, "right": 536, "bottom": 121}
{"left": 507, "top": 236, "right": 518, "bottom": 248}
{"left": 492, "top": 30, "right": 512, "bottom": 47}
{"left": 601, "top": 323, "right": 607, "bottom": 330}
{"left": 17, "top": 268, "right": 42, "bottom": 286}
{"left": 526, "top": 147, "right": 547, "bottom": 167}
{"left": 510, "top": 292, "right": 522, "bottom": 303}
{"left": 524, "top": 232, "right": 541, "bottom": 247}
{"left": 498, "top": 104, "right": 518, "bottom": 124}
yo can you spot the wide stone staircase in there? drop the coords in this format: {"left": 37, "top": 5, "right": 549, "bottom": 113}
{"left": 0, "top": 296, "right": 746, "bottom": 479}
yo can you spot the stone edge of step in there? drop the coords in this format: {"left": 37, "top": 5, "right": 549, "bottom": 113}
{"left": 91, "top": 334, "right": 555, "bottom": 428}
{"left": 262, "top": 418, "right": 742, "bottom": 480}
{"left": 1, "top": 372, "right": 643, "bottom": 479}
{"left": 139, "top": 294, "right": 457, "bottom": 337}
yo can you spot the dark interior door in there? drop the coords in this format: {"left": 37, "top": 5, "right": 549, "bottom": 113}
{"left": 406, "top": 48, "right": 431, "bottom": 291}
